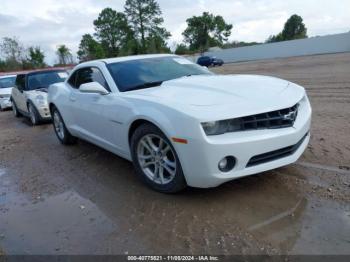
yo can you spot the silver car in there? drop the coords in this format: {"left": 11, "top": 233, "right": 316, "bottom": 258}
{"left": 0, "top": 75, "right": 16, "bottom": 111}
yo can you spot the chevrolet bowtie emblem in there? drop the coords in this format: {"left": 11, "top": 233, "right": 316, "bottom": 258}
{"left": 283, "top": 110, "right": 297, "bottom": 121}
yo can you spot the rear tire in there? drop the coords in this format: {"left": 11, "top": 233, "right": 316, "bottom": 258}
{"left": 130, "top": 123, "right": 187, "bottom": 193}
{"left": 12, "top": 101, "right": 21, "bottom": 117}
{"left": 51, "top": 106, "right": 77, "bottom": 145}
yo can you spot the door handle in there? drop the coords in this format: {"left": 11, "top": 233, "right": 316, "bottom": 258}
{"left": 69, "top": 96, "right": 76, "bottom": 102}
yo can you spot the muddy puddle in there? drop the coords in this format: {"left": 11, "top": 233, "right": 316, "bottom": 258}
{"left": 1, "top": 164, "right": 349, "bottom": 255}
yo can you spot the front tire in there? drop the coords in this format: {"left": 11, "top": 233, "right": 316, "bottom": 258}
{"left": 51, "top": 106, "right": 77, "bottom": 145}
{"left": 130, "top": 123, "right": 187, "bottom": 193}
{"left": 28, "top": 103, "right": 40, "bottom": 125}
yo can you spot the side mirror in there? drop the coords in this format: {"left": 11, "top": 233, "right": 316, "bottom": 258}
{"left": 79, "top": 82, "right": 109, "bottom": 95}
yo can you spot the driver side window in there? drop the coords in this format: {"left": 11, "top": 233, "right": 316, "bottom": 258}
{"left": 15, "top": 74, "right": 26, "bottom": 91}
{"left": 68, "top": 67, "right": 110, "bottom": 91}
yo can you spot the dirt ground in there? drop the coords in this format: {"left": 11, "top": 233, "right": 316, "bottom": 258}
{"left": 0, "top": 53, "right": 349, "bottom": 255}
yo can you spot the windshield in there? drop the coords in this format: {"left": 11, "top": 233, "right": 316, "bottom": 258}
{"left": 107, "top": 56, "right": 212, "bottom": 92}
{"left": 27, "top": 71, "right": 68, "bottom": 91}
{"left": 0, "top": 76, "right": 16, "bottom": 89}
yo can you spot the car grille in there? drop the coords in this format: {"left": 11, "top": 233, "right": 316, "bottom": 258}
{"left": 246, "top": 132, "right": 309, "bottom": 167}
{"left": 238, "top": 104, "right": 299, "bottom": 131}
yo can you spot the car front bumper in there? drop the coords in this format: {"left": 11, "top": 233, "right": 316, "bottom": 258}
{"left": 0, "top": 98, "right": 12, "bottom": 109}
{"left": 176, "top": 97, "right": 312, "bottom": 188}
{"left": 37, "top": 106, "right": 51, "bottom": 120}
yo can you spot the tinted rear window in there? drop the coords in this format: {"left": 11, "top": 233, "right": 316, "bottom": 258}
{"left": 0, "top": 76, "right": 16, "bottom": 89}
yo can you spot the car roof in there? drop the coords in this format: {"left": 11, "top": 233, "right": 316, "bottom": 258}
{"left": 19, "top": 69, "right": 67, "bottom": 76}
{"left": 80, "top": 54, "right": 178, "bottom": 67}
{"left": 0, "top": 75, "right": 16, "bottom": 79}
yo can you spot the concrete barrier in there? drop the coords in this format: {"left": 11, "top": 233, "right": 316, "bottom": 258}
{"left": 190, "top": 32, "right": 350, "bottom": 63}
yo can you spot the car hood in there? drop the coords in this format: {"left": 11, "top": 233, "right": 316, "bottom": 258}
{"left": 0, "top": 87, "right": 12, "bottom": 96}
{"left": 25, "top": 89, "right": 48, "bottom": 100}
{"left": 130, "top": 75, "right": 305, "bottom": 120}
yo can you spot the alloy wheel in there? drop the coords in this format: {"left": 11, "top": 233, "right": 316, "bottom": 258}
{"left": 13, "top": 103, "right": 17, "bottom": 115}
{"left": 29, "top": 105, "right": 36, "bottom": 124}
{"left": 53, "top": 110, "right": 65, "bottom": 140}
{"left": 137, "top": 134, "right": 177, "bottom": 185}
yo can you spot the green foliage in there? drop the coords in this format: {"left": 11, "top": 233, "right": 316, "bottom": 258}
{"left": 266, "top": 33, "right": 283, "bottom": 43}
{"left": 124, "top": 0, "right": 171, "bottom": 53}
{"left": 266, "top": 14, "right": 307, "bottom": 43}
{"left": 174, "top": 43, "right": 196, "bottom": 55}
{"left": 282, "top": 14, "right": 307, "bottom": 40}
{"left": 27, "top": 46, "right": 46, "bottom": 68}
{"left": 0, "top": 59, "right": 6, "bottom": 72}
{"left": 93, "top": 8, "right": 132, "bottom": 57}
{"left": 56, "top": 44, "right": 73, "bottom": 65}
{"left": 146, "top": 34, "right": 171, "bottom": 53}
{"left": 183, "top": 12, "right": 233, "bottom": 52}
{"left": 77, "top": 1, "right": 171, "bottom": 61}
{"left": 174, "top": 44, "right": 189, "bottom": 55}
{"left": 77, "top": 34, "right": 105, "bottom": 62}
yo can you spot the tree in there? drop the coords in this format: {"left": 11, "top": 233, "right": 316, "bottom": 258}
{"left": 77, "top": 34, "right": 105, "bottom": 62}
{"left": 124, "top": 0, "right": 171, "bottom": 53}
{"left": 0, "top": 37, "right": 48, "bottom": 71}
{"left": 56, "top": 44, "right": 73, "bottom": 65}
{"left": 266, "top": 14, "right": 307, "bottom": 43}
{"left": 266, "top": 33, "right": 283, "bottom": 43}
{"left": 93, "top": 8, "right": 132, "bottom": 57}
{"left": 175, "top": 43, "right": 190, "bottom": 55}
{"left": 0, "top": 37, "right": 25, "bottom": 69}
{"left": 282, "top": 14, "right": 307, "bottom": 40}
{"left": 27, "top": 46, "right": 45, "bottom": 68}
{"left": 0, "top": 59, "right": 6, "bottom": 72}
{"left": 183, "top": 12, "right": 233, "bottom": 52}
{"left": 146, "top": 34, "right": 171, "bottom": 53}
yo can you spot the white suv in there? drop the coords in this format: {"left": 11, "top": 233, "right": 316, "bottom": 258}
{"left": 0, "top": 75, "right": 16, "bottom": 111}
{"left": 11, "top": 70, "right": 68, "bottom": 125}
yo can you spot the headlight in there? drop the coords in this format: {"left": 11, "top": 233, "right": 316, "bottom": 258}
{"left": 35, "top": 95, "right": 47, "bottom": 106}
{"left": 201, "top": 121, "right": 227, "bottom": 136}
{"left": 201, "top": 119, "right": 242, "bottom": 136}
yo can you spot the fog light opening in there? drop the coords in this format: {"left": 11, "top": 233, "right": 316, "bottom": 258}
{"left": 218, "top": 156, "right": 236, "bottom": 172}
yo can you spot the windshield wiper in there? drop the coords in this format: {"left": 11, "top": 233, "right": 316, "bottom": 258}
{"left": 30, "top": 86, "right": 48, "bottom": 92}
{"left": 127, "top": 81, "right": 164, "bottom": 91}
{"left": 182, "top": 73, "right": 204, "bottom": 78}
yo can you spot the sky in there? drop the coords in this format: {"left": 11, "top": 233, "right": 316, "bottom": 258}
{"left": 0, "top": 0, "right": 349, "bottom": 65}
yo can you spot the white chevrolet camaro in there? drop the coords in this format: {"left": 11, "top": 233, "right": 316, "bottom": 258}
{"left": 48, "top": 54, "right": 311, "bottom": 193}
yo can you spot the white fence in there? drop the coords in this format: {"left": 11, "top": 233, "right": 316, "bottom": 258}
{"left": 187, "top": 32, "right": 350, "bottom": 63}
